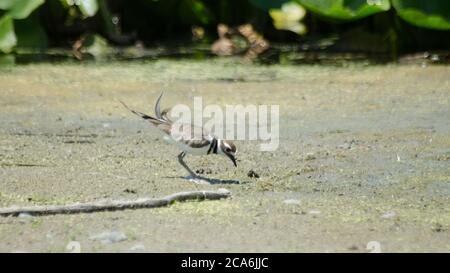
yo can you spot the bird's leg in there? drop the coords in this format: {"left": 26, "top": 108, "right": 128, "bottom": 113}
{"left": 177, "top": 151, "right": 197, "bottom": 177}
{"left": 177, "top": 152, "right": 210, "bottom": 184}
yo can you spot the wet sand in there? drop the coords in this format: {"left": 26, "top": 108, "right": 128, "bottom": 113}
{"left": 0, "top": 60, "right": 449, "bottom": 252}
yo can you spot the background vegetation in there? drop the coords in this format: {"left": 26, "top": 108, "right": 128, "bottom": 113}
{"left": 0, "top": 0, "right": 449, "bottom": 59}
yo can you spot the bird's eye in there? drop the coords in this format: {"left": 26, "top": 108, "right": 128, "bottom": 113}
{"left": 226, "top": 148, "right": 231, "bottom": 153}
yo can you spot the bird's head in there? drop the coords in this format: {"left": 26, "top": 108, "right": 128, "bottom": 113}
{"left": 218, "top": 139, "right": 237, "bottom": 167}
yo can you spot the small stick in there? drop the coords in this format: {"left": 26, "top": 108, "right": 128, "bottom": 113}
{"left": 0, "top": 189, "right": 231, "bottom": 217}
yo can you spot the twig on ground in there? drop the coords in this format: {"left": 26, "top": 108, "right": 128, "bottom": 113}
{"left": 0, "top": 189, "right": 231, "bottom": 217}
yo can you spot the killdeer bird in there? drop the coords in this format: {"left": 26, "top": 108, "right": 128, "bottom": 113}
{"left": 210, "top": 23, "right": 269, "bottom": 60}
{"left": 211, "top": 24, "right": 237, "bottom": 56}
{"left": 120, "top": 93, "right": 237, "bottom": 182}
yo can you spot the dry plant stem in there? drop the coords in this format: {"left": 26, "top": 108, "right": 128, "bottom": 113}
{"left": 0, "top": 189, "right": 231, "bottom": 217}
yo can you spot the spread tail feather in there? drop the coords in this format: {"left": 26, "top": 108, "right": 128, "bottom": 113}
{"left": 119, "top": 100, "right": 164, "bottom": 125}
{"left": 155, "top": 91, "right": 164, "bottom": 120}
{"left": 154, "top": 91, "right": 172, "bottom": 122}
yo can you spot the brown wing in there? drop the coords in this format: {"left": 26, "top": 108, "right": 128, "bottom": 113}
{"left": 163, "top": 122, "right": 213, "bottom": 148}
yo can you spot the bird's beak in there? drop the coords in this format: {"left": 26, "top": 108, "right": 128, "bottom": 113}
{"left": 227, "top": 154, "right": 237, "bottom": 167}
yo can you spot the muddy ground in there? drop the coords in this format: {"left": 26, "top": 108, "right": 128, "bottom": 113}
{"left": 0, "top": 60, "right": 449, "bottom": 252}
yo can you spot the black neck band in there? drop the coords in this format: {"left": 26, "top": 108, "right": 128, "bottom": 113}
{"left": 207, "top": 138, "right": 218, "bottom": 155}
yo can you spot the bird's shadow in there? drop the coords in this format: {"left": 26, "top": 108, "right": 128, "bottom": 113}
{"left": 164, "top": 175, "right": 240, "bottom": 185}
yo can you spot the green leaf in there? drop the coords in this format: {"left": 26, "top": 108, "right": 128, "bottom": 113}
{"left": 78, "top": 0, "right": 99, "bottom": 17}
{"left": 5, "top": 0, "right": 45, "bottom": 20}
{"left": 249, "top": 0, "right": 291, "bottom": 11}
{"left": 297, "top": 0, "right": 390, "bottom": 21}
{"left": 392, "top": 0, "right": 450, "bottom": 30}
{"left": 0, "top": 0, "right": 15, "bottom": 10}
{"left": 0, "top": 15, "right": 17, "bottom": 53}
